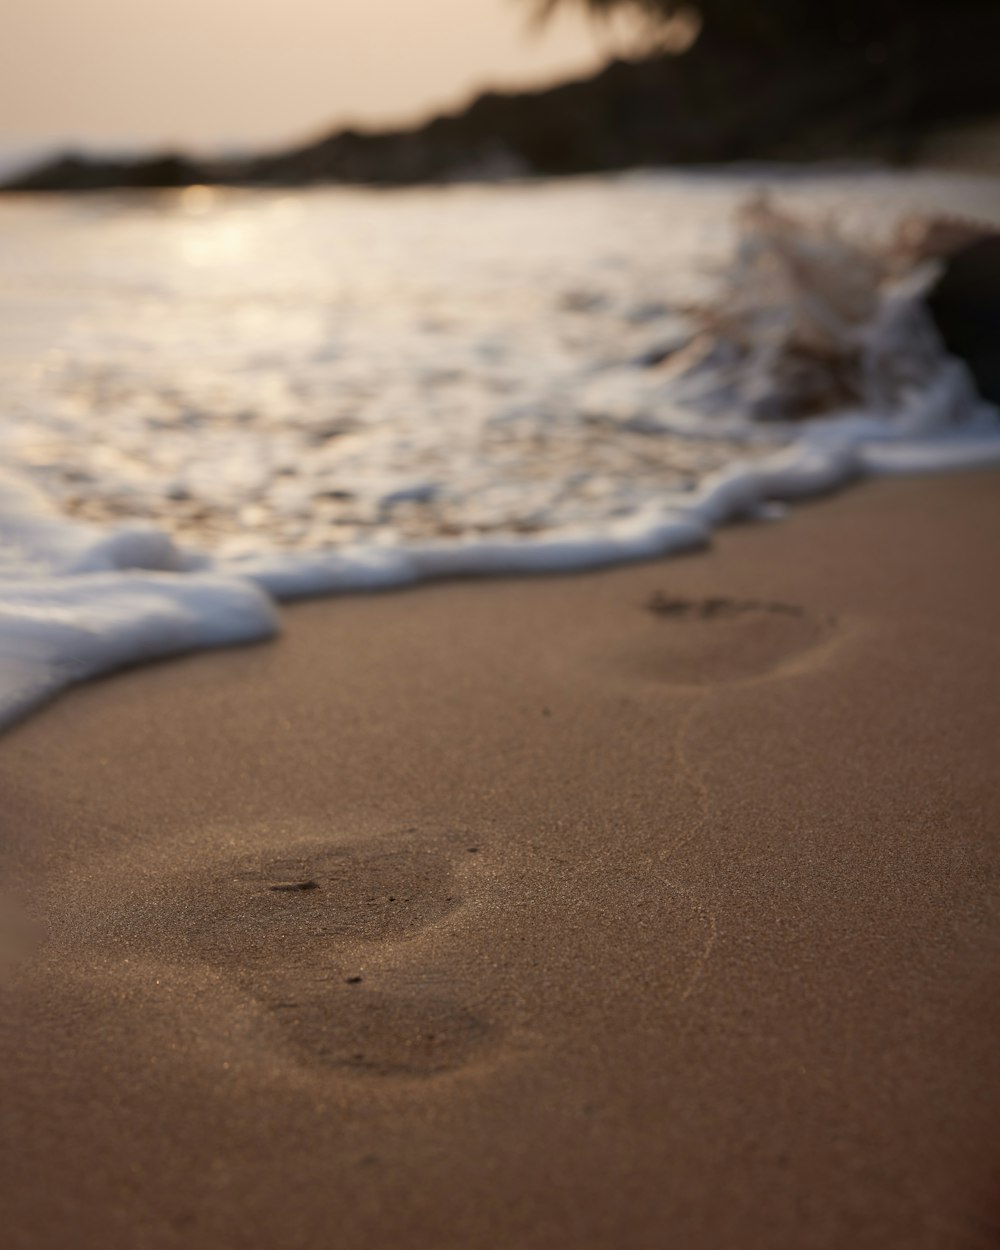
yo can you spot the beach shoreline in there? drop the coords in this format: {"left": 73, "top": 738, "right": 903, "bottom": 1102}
{"left": 3, "top": 170, "right": 1000, "bottom": 734}
{"left": 2, "top": 469, "right": 998, "bottom": 1249}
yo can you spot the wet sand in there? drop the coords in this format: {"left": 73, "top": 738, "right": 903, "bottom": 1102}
{"left": 1, "top": 470, "right": 998, "bottom": 1250}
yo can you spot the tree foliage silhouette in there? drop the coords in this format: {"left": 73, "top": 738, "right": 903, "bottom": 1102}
{"left": 529, "top": 0, "right": 981, "bottom": 48}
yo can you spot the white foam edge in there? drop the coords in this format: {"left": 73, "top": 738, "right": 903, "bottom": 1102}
{"left": 0, "top": 572, "right": 279, "bottom": 732}
{"left": 1, "top": 358, "right": 998, "bottom": 731}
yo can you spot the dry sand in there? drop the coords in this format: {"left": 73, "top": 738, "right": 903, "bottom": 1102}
{"left": 1, "top": 471, "right": 998, "bottom": 1250}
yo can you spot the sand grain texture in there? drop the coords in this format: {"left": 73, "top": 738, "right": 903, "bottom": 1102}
{"left": 1, "top": 472, "right": 999, "bottom": 1250}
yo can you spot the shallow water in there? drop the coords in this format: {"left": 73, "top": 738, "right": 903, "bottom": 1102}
{"left": 1, "top": 168, "right": 999, "bottom": 727}
{"left": 0, "top": 176, "right": 750, "bottom": 553}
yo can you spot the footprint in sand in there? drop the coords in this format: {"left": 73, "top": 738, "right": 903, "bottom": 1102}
{"left": 272, "top": 987, "right": 491, "bottom": 1076}
{"left": 184, "top": 841, "right": 462, "bottom": 960}
{"left": 82, "top": 834, "right": 495, "bottom": 1078}
{"left": 634, "top": 594, "right": 840, "bottom": 686}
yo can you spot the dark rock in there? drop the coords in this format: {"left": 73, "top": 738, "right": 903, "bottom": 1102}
{"left": 926, "top": 236, "right": 1000, "bottom": 406}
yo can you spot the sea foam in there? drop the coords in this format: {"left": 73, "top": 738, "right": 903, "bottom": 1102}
{"left": 1, "top": 171, "right": 998, "bottom": 729}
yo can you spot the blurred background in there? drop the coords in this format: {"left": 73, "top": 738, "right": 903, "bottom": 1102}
{"left": 1, "top": 0, "right": 646, "bottom": 178}
{"left": 3, "top": 0, "right": 998, "bottom": 187}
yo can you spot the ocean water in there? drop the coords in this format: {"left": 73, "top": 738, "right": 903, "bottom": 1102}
{"left": 2, "top": 169, "right": 999, "bottom": 728}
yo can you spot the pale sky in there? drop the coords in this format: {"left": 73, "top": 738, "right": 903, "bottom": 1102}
{"left": 1, "top": 0, "right": 646, "bottom": 151}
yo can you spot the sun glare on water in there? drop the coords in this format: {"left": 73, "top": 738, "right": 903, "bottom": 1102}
{"left": 179, "top": 184, "right": 218, "bottom": 215}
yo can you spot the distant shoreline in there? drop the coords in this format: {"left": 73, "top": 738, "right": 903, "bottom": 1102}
{"left": 6, "top": 14, "right": 1000, "bottom": 194}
